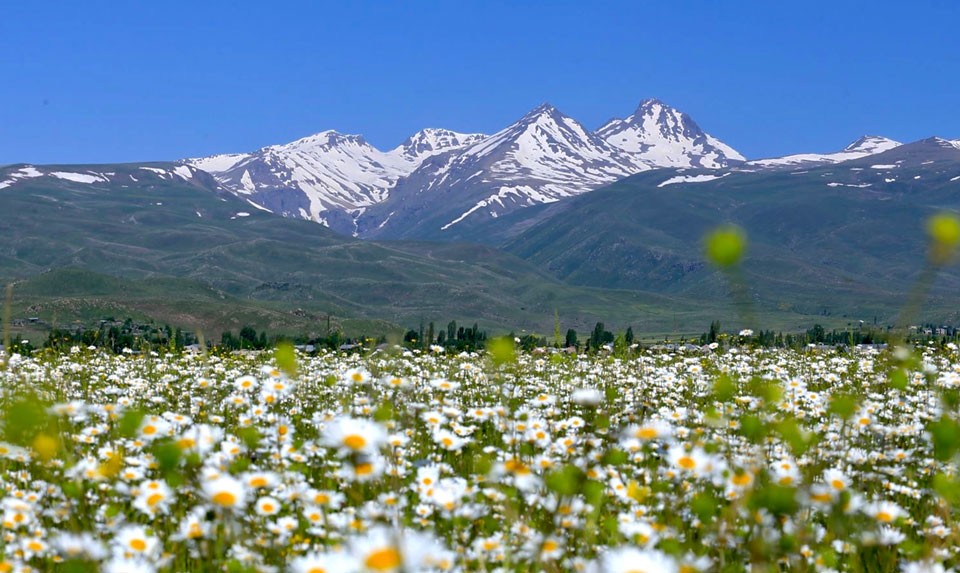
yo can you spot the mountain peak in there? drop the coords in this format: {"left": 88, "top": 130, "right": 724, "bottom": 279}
{"left": 520, "top": 102, "right": 565, "bottom": 122}
{"left": 276, "top": 130, "right": 366, "bottom": 151}
{"left": 393, "top": 128, "right": 487, "bottom": 163}
{"left": 635, "top": 97, "right": 669, "bottom": 111}
{"left": 843, "top": 135, "right": 900, "bottom": 153}
{"left": 597, "top": 99, "right": 743, "bottom": 167}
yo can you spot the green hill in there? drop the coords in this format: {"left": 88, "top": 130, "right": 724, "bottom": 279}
{"left": 502, "top": 139, "right": 960, "bottom": 325}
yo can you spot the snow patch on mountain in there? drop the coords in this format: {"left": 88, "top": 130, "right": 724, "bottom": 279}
{"left": 657, "top": 173, "right": 730, "bottom": 187}
{"left": 50, "top": 172, "right": 107, "bottom": 184}
{"left": 0, "top": 166, "right": 44, "bottom": 189}
{"left": 747, "top": 136, "right": 901, "bottom": 168}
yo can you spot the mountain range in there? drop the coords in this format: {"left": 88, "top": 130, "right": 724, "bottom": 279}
{"left": 186, "top": 99, "right": 746, "bottom": 238}
{"left": 2, "top": 99, "right": 959, "bottom": 337}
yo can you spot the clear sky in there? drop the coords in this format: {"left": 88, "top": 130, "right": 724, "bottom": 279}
{"left": 2, "top": 0, "right": 958, "bottom": 165}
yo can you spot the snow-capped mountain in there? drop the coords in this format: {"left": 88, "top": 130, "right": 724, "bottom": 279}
{"left": 188, "top": 99, "right": 745, "bottom": 238}
{"left": 598, "top": 99, "right": 745, "bottom": 168}
{"left": 744, "top": 135, "right": 902, "bottom": 169}
{"left": 356, "top": 103, "right": 656, "bottom": 239}
{"left": 393, "top": 128, "right": 487, "bottom": 164}
{"left": 187, "top": 128, "right": 486, "bottom": 235}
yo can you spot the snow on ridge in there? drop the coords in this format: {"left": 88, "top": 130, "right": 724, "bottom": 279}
{"left": 188, "top": 153, "right": 248, "bottom": 174}
{"left": 0, "top": 166, "right": 44, "bottom": 189}
{"left": 393, "top": 128, "right": 487, "bottom": 163}
{"left": 748, "top": 136, "right": 901, "bottom": 168}
{"left": 139, "top": 167, "right": 169, "bottom": 177}
{"left": 657, "top": 173, "right": 730, "bottom": 188}
{"left": 826, "top": 182, "right": 872, "bottom": 188}
{"left": 173, "top": 165, "right": 194, "bottom": 180}
{"left": 440, "top": 185, "right": 556, "bottom": 231}
{"left": 50, "top": 172, "right": 106, "bottom": 184}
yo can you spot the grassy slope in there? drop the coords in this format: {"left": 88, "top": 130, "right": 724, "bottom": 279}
{"left": 502, "top": 145, "right": 960, "bottom": 326}
{"left": 0, "top": 163, "right": 786, "bottom": 338}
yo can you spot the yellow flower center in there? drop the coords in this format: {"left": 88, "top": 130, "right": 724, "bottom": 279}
{"left": 249, "top": 477, "right": 268, "bottom": 488}
{"left": 830, "top": 479, "right": 845, "bottom": 490}
{"left": 344, "top": 435, "right": 367, "bottom": 450}
{"left": 355, "top": 463, "right": 374, "bottom": 476}
{"left": 678, "top": 456, "right": 696, "bottom": 470}
{"left": 504, "top": 459, "right": 530, "bottom": 475}
{"left": 637, "top": 427, "right": 658, "bottom": 439}
{"left": 876, "top": 511, "right": 893, "bottom": 522}
{"left": 212, "top": 491, "right": 237, "bottom": 507}
{"left": 147, "top": 493, "right": 164, "bottom": 507}
{"left": 364, "top": 547, "right": 401, "bottom": 571}
{"left": 129, "top": 539, "right": 147, "bottom": 552}
{"left": 142, "top": 425, "right": 157, "bottom": 435}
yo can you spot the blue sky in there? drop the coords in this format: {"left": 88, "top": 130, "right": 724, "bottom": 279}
{"left": 2, "top": 1, "right": 958, "bottom": 164}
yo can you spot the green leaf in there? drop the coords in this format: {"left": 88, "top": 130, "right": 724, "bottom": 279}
{"left": 691, "top": 491, "right": 720, "bottom": 523}
{"left": 775, "top": 418, "right": 813, "bottom": 456}
{"left": 828, "top": 394, "right": 858, "bottom": 420}
{"left": 274, "top": 342, "right": 299, "bottom": 378}
{"left": 751, "top": 484, "right": 798, "bottom": 516}
{"left": 2, "top": 393, "right": 49, "bottom": 445}
{"left": 487, "top": 337, "right": 516, "bottom": 366}
{"left": 889, "top": 368, "right": 909, "bottom": 391}
{"left": 603, "top": 449, "right": 629, "bottom": 466}
{"left": 373, "top": 401, "right": 394, "bottom": 422}
{"left": 583, "top": 480, "right": 605, "bottom": 506}
{"left": 929, "top": 416, "right": 960, "bottom": 461}
{"left": 238, "top": 427, "right": 261, "bottom": 451}
{"left": 152, "top": 439, "right": 181, "bottom": 473}
{"left": 927, "top": 212, "right": 960, "bottom": 264}
{"left": 713, "top": 374, "right": 737, "bottom": 402}
{"left": 927, "top": 212, "right": 960, "bottom": 248}
{"left": 545, "top": 465, "right": 585, "bottom": 496}
{"left": 117, "top": 408, "right": 146, "bottom": 438}
{"left": 740, "top": 414, "right": 766, "bottom": 443}
{"left": 704, "top": 225, "right": 747, "bottom": 268}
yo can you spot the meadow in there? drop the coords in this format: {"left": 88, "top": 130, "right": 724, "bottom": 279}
{"left": 0, "top": 340, "right": 959, "bottom": 572}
